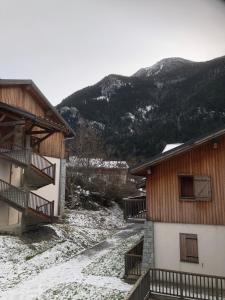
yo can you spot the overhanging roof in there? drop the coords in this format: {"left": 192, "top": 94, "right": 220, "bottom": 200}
{"left": 0, "top": 102, "right": 67, "bottom": 133}
{"left": 131, "top": 127, "right": 225, "bottom": 176}
{"left": 0, "top": 79, "right": 75, "bottom": 136}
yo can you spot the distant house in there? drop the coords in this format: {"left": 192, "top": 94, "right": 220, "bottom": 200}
{"left": 0, "top": 79, "right": 73, "bottom": 235}
{"left": 124, "top": 128, "right": 225, "bottom": 298}
{"left": 68, "top": 157, "right": 129, "bottom": 185}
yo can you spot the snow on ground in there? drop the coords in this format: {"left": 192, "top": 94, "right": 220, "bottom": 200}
{"left": 0, "top": 203, "right": 143, "bottom": 300}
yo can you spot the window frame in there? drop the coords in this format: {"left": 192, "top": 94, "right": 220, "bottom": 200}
{"left": 179, "top": 175, "right": 195, "bottom": 200}
{"left": 178, "top": 174, "right": 212, "bottom": 202}
{"left": 180, "top": 233, "right": 199, "bottom": 264}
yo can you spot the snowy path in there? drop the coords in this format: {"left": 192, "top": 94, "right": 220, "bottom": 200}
{"left": 0, "top": 225, "right": 142, "bottom": 300}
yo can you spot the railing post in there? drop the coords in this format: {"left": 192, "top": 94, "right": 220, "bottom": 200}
{"left": 216, "top": 277, "right": 219, "bottom": 300}
{"left": 124, "top": 200, "right": 127, "bottom": 220}
{"left": 180, "top": 272, "right": 184, "bottom": 299}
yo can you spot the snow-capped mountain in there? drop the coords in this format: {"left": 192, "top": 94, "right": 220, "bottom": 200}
{"left": 57, "top": 55, "right": 225, "bottom": 162}
{"left": 133, "top": 57, "right": 195, "bottom": 78}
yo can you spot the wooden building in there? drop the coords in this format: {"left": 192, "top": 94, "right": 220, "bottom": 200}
{"left": 0, "top": 79, "right": 73, "bottom": 235}
{"left": 68, "top": 157, "right": 129, "bottom": 185}
{"left": 129, "top": 127, "right": 225, "bottom": 278}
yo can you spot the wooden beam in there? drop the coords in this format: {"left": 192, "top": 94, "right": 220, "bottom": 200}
{"left": 32, "top": 132, "right": 53, "bottom": 146}
{"left": 28, "top": 130, "right": 51, "bottom": 135}
{"left": 0, "top": 121, "right": 25, "bottom": 127}
{"left": 0, "top": 130, "right": 15, "bottom": 144}
{"left": 0, "top": 114, "right": 6, "bottom": 122}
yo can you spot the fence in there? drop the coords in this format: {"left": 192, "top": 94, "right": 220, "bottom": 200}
{"left": 126, "top": 268, "right": 225, "bottom": 300}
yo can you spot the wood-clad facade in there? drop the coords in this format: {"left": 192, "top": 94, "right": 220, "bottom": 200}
{"left": 0, "top": 84, "right": 66, "bottom": 158}
{"left": 0, "top": 80, "right": 71, "bottom": 234}
{"left": 146, "top": 136, "right": 225, "bottom": 225}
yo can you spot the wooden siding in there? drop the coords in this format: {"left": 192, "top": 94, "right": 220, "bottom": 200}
{"left": 0, "top": 86, "right": 45, "bottom": 116}
{"left": 0, "top": 86, "right": 66, "bottom": 158}
{"left": 147, "top": 136, "right": 225, "bottom": 225}
{"left": 39, "top": 132, "right": 65, "bottom": 158}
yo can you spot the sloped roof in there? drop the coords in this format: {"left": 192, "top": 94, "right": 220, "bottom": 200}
{"left": 131, "top": 127, "right": 225, "bottom": 176}
{"left": 0, "top": 79, "right": 74, "bottom": 136}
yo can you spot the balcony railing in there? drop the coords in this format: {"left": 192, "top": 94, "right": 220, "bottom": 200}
{"left": 123, "top": 196, "right": 147, "bottom": 222}
{"left": 0, "top": 178, "right": 54, "bottom": 219}
{"left": 126, "top": 268, "right": 225, "bottom": 300}
{"left": 0, "top": 143, "right": 55, "bottom": 182}
{"left": 124, "top": 239, "right": 143, "bottom": 281}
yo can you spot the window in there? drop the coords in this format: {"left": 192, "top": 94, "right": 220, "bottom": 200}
{"left": 180, "top": 233, "right": 199, "bottom": 263}
{"left": 179, "top": 175, "right": 211, "bottom": 201}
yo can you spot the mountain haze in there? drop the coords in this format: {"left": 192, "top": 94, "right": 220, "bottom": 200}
{"left": 57, "top": 56, "right": 225, "bottom": 162}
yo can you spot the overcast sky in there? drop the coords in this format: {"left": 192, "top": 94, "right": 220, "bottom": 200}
{"left": 0, "top": 0, "right": 225, "bottom": 105}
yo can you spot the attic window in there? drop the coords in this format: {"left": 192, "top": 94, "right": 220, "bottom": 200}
{"left": 179, "top": 175, "right": 212, "bottom": 201}
{"left": 180, "top": 176, "right": 194, "bottom": 198}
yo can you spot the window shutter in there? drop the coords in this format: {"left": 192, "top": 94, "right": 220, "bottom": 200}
{"left": 180, "top": 233, "right": 199, "bottom": 263}
{"left": 194, "top": 176, "right": 211, "bottom": 200}
{"left": 180, "top": 233, "right": 187, "bottom": 261}
{"left": 186, "top": 234, "right": 199, "bottom": 263}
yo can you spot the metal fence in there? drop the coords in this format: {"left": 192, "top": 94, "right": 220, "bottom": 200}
{"left": 126, "top": 268, "right": 225, "bottom": 300}
{"left": 123, "top": 196, "right": 147, "bottom": 221}
{"left": 124, "top": 239, "right": 143, "bottom": 279}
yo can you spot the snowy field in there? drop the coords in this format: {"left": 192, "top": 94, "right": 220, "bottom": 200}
{"left": 0, "top": 203, "right": 143, "bottom": 300}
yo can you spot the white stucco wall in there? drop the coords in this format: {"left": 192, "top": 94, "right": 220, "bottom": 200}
{"left": 33, "top": 156, "right": 61, "bottom": 216}
{"left": 154, "top": 222, "right": 225, "bottom": 276}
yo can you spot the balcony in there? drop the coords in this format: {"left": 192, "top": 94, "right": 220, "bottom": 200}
{"left": 0, "top": 178, "right": 54, "bottom": 225}
{"left": 123, "top": 196, "right": 147, "bottom": 223}
{"left": 124, "top": 239, "right": 143, "bottom": 283}
{"left": 0, "top": 143, "right": 56, "bottom": 189}
{"left": 126, "top": 268, "right": 225, "bottom": 300}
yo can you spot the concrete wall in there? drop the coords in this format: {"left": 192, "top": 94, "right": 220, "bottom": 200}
{"left": 33, "top": 156, "right": 61, "bottom": 216}
{"left": 154, "top": 222, "right": 225, "bottom": 276}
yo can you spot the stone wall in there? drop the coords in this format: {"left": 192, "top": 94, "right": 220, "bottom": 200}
{"left": 142, "top": 220, "right": 154, "bottom": 272}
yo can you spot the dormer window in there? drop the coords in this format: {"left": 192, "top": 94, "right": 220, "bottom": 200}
{"left": 179, "top": 175, "right": 212, "bottom": 201}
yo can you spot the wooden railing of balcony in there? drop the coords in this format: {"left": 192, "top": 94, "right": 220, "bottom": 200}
{"left": 123, "top": 196, "right": 147, "bottom": 222}
{"left": 126, "top": 268, "right": 225, "bottom": 300}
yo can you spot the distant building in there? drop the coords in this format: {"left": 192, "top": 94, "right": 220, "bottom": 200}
{"left": 68, "top": 157, "right": 129, "bottom": 185}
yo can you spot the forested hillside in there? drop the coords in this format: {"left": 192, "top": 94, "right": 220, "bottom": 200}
{"left": 57, "top": 56, "right": 225, "bottom": 163}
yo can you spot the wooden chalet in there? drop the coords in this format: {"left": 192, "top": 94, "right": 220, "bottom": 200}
{"left": 125, "top": 128, "right": 225, "bottom": 300}
{"left": 0, "top": 79, "right": 73, "bottom": 234}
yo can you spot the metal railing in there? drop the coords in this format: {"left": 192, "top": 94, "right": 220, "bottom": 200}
{"left": 0, "top": 178, "right": 54, "bottom": 219}
{"left": 31, "top": 152, "right": 56, "bottom": 181}
{"left": 0, "top": 143, "right": 55, "bottom": 182}
{"left": 126, "top": 268, "right": 225, "bottom": 300}
{"left": 29, "top": 192, "right": 54, "bottom": 218}
{"left": 125, "top": 239, "right": 143, "bottom": 279}
{"left": 123, "top": 196, "right": 147, "bottom": 221}
{"left": 0, "top": 178, "right": 28, "bottom": 208}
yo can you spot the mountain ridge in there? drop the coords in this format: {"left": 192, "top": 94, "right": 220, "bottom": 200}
{"left": 57, "top": 55, "right": 225, "bottom": 162}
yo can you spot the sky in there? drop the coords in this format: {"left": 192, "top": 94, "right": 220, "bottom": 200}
{"left": 0, "top": 0, "right": 225, "bottom": 105}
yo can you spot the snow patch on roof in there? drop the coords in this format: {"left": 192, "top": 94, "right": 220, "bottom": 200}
{"left": 162, "top": 143, "right": 183, "bottom": 153}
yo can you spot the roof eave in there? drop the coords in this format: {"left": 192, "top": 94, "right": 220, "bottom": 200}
{"left": 131, "top": 127, "right": 225, "bottom": 176}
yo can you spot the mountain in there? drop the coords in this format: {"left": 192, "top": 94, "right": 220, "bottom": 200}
{"left": 57, "top": 56, "right": 225, "bottom": 163}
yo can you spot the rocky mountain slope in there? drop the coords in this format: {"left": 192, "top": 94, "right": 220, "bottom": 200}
{"left": 57, "top": 55, "right": 225, "bottom": 163}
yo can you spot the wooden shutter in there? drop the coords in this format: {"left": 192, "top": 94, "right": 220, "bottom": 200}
{"left": 180, "top": 233, "right": 199, "bottom": 263}
{"left": 194, "top": 176, "right": 211, "bottom": 200}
